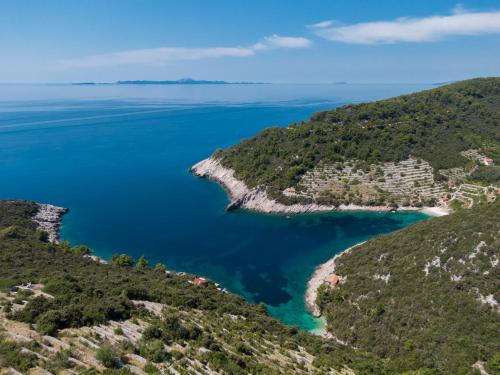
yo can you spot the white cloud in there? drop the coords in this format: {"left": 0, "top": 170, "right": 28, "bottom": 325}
{"left": 61, "top": 35, "right": 311, "bottom": 68}
{"left": 311, "top": 9, "right": 500, "bottom": 44}
{"left": 307, "top": 20, "right": 335, "bottom": 29}
{"left": 262, "top": 34, "right": 312, "bottom": 48}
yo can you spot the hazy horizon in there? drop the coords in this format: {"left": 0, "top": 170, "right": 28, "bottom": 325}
{"left": 1, "top": 1, "right": 499, "bottom": 84}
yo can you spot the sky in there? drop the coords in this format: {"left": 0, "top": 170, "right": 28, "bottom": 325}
{"left": 1, "top": 0, "right": 499, "bottom": 83}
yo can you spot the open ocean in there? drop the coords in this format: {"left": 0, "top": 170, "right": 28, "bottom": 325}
{"left": 0, "top": 83, "right": 431, "bottom": 331}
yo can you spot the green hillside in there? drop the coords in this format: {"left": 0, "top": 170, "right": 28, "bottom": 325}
{"left": 0, "top": 199, "right": 498, "bottom": 374}
{"left": 215, "top": 78, "right": 500, "bottom": 205}
{"left": 0, "top": 200, "right": 373, "bottom": 375}
{"left": 317, "top": 201, "right": 500, "bottom": 374}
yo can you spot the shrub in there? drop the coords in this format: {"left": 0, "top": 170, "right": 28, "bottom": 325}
{"left": 96, "top": 344, "right": 121, "bottom": 368}
{"left": 470, "top": 165, "right": 500, "bottom": 183}
{"left": 135, "top": 256, "right": 149, "bottom": 270}
{"left": 110, "top": 254, "right": 134, "bottom": 267}
{"left": 154, "top": 263, "right": 166, "bottom": 273}
{"left": 137, "top": 339, "right": 170, "bottom": 363}
{"left": 144, "top": 362, "right": 161, "bottom": 374}
{"left": 72, "top": 245, "right": 91, "bottom": 255}
{"left": 0, "top": 337, "right": 37, "bottom": 372}
{"left": 486, "top": 353, "right": 500, "bottom": 374}
{"left": 37, "top": 230, "right": 49, "bottom": 242}
{"left": 37, "top": 310, "right": 61, "bottom": 336}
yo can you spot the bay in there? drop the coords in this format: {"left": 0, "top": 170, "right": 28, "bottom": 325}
{"left": 0, "top": 83, "right": 431, "bottom": 330}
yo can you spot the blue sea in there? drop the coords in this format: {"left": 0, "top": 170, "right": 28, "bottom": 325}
{"left": 0, "top": 83, "right": 432, "bottom": 331}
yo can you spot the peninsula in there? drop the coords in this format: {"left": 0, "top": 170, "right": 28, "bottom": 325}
{"left": 191, "top": 157, "right": 450, "bottom": 215}
{"left": 190, "top": 77, "right": 500, "bottom": 373}
{"left": 1, "top": 79, "right": 498, "bottom": 375}
{"left": 192, "top": 78, "right": 499, "bottom": 214}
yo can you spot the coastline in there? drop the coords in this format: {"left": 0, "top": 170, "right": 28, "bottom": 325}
{"left": 32, "top": 203, "right": 68, "bottom": 243}
{"left": 190, "top": 156, "right": 450, "bottom": 216}
{"left": 305, "top": 242, "right": 366, "bottom": 317}
{"left": 191, "top": 156, "right": 450, "bottom": 334}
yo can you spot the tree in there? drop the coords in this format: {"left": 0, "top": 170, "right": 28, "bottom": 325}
{"left": 59, "top": 240, "right": 71, "bottom": 252}
{"left": 36, "top": 310, "right": 61, "bottom": 336}
{"left": 36, "top": 230, "right": 49, "bottom": 242}
{"left": 71, "top": 245, "right": 91, "bottom": 255}
{"left": 154, "top": 263, "right": 166, "bottom": 273}
{"left": 110, "top": 254, "right": 134, "bottom": 267}
{"left": 136, "top": 255, "right": 149, "bottom": 270}
{"left": 487, "top": 353, "right": 500, "bottom": 374}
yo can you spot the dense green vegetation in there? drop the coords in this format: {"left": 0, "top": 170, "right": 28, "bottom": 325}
{"left": 1, "top": 199, "right": 497, "bottom": 374}
{"left": 1, "top": 201, "right": 286, "bottom": 336}
{"left": 217, "top": 78, "right": 500, "bottom": 200}
{"left": 0, "top": 200, "right": 377, "bottom": 374}
{"left": 0, "top": 337, "right": 38, "bottom": 373}
{"left": 318, "top": 201, "right": 500, "bottom": 374}
{"left": 471, "top": 165, "right": 500, "bottom": 183}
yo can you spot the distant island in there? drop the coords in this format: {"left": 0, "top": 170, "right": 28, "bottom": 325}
{"left": 72, "top": 78, "right": 268, "bottom": 86}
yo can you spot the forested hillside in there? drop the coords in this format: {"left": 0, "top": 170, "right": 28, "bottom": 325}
{"left": 0, "top": 200, "right": 373, "bottom": 374}
{"left": 317, "top": 201, "right": 500, "bottom": 374}
{"left": 215, "top": 78, "right": 500, "bottom": 206}
{"left": 0, "top": 199, "right": 498, "bottom": 374}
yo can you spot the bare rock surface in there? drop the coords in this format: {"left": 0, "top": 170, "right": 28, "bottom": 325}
{"left": 192, "top": 158, "right": 385, "bottom": 214}
{"left": 305, "top": 242, "right": 365, "bottom": 317}
{"left": 191, "top": 157, "right": 448, "bottom": 216}
{"left": 32, "top": 203, "right": 68, "bottom": 243}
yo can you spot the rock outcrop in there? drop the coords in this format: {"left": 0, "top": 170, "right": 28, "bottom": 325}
{"left": 32, "top": 203, "right": 68, "bottom": 243}
{"left": 305, "top": 242, "right": 365, "bottom": 317}
{"left": 191, "top": 157, "right": 351, "bottom": 214}
{"left": 190, "top": 157, "right": 441, "bottom": 215}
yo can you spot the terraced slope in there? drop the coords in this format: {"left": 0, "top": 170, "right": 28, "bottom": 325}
{"left": 212, "top": 78, "right": 500, "bottom": 208}
{"left": 317, "top": 201, "right": 500, "bottom": 374}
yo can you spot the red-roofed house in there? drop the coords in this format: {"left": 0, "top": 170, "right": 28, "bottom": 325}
{"left": 192, "top": 277, "right": 208, "bottom": 285}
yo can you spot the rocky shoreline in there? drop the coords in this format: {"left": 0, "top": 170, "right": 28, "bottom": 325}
{"left": 32, "top": 203, "right": 68, "bottom": 243}
{"left": 191, "top": 157, "right": 450, "bottom": 321}
{"left": 190, "top": 157, "right": 450, "bottom": 216}
{"left": 305, "top": 242, "right": 365, "bottom": 317}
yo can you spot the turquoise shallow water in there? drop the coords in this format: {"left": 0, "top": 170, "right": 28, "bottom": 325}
{"left": 0, "top": 83, "right": 430, "bottom": 331}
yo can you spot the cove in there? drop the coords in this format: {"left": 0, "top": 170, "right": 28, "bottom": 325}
{"left": 0, "top": 83, "right": 430, "bottom": 331}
